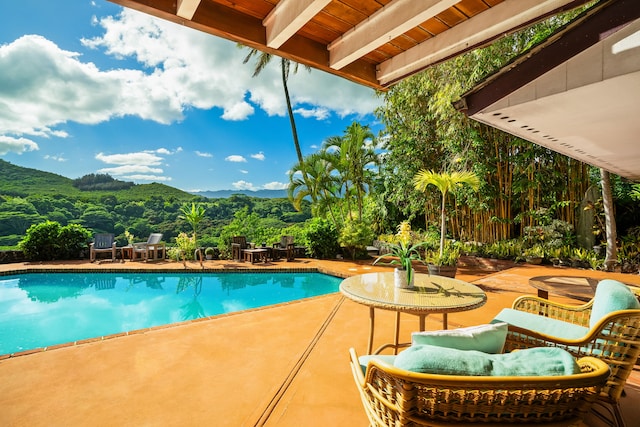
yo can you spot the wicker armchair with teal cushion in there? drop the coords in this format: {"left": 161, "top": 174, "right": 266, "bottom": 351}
{"left": 350, "top": 345, "right": 610, "bottom": 426}
{"left": 493, "top": 279, "right": 640, "bottom": 427}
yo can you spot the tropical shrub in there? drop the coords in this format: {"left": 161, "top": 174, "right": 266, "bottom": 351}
{"left": 303, "top": 218, "right": 340, "bottom": 259}
{"left": 339, "top": 219, "right": 375, "bottom": 260}
{"left": 19, "top": 221, "right": 91, "bottom": 261}
{"left": 57, "top": 223, "right": 92, "bottom": 259}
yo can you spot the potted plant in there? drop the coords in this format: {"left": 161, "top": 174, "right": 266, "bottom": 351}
{"left": 523, "top": 245, "right": 545, "bottom": 264}
{"left": 205, "top": 247, "right": 215, "bottom": 260}
{"left": 425, "top": 242, "right": 460, "bottom": 278}
{"left": 373, "top": 221, "right": 424, "bottom": 288}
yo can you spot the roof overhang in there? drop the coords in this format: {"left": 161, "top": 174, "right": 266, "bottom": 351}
{"left": 455, "top": 0, "right": 640, "bottom": 180}
{"left": 107, "top": 0, "right": 592, "bottom": 90}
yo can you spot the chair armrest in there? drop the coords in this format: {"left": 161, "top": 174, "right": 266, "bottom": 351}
{"left": 349, "top": 348, "right": 365, "bottom": 387}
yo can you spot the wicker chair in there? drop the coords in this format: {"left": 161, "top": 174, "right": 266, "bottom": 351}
{"left": 499, "top": 294, "right": 640, "bottom": 427}
{"left": 350, "top": 348, "right": 610, "bottom": 426}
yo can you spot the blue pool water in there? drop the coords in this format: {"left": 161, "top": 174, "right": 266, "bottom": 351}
{"left": 0, "top": 272, "right": 342, "bottom": 355}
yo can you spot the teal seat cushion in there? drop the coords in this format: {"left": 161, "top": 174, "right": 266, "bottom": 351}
{"left": 394, "top": 345, "right": 580, "bottom": 376}
{"left": 590, "top": 279, "right": 640, "bottom": 329}
{"left": 493, "top": 308, "right": 589, "bottom": 340}
{"left": 358, "top": 354, "right": 397, "bottom": 374}
{"left": 412, "top": 322, "right": 508, "bottom": 354}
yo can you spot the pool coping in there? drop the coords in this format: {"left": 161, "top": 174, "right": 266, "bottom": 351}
{"left": 0, "top": 266, "right": 350, "bottom": 360}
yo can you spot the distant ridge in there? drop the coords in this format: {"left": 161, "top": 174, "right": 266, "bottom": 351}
{"left": 190, "top": 189, "right": 287, "bottom": 199}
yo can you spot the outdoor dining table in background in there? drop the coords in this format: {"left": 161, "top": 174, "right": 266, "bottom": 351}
{"left": 340, "top": 272, "right": 487, "bottom": 354}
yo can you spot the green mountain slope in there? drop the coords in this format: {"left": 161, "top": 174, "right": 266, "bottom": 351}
{"left": 0, "top": 159, "right": 195, "bottom": 201}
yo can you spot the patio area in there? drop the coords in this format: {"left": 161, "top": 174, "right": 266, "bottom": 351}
{"left": 1, "top": 257, "right": 639, "bottom": 426}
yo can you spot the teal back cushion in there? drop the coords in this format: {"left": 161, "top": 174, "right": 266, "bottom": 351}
{"left": 394, "top": 345, "right": 580, "bottom": 377}
{"left": 590, "top": 280, "right": 640, "bottom": 329}
{"left": 412, "top": 322, "right": 508, "bottom": 354}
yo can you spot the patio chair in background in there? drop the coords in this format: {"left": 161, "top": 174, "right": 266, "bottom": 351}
{"left": 273, "top": 235, "right": 295, "bottom": 261}
{"left": 231, "top": 236, "right": 248, "bottom": 261}
{"left": 89, "top": 233, "right": 116, "bottom": 263}
{"left": 132, "top": 233, "right": 165, "bottom": 262}
{"left": 494, "top": 279, "right": 640, "bottom": 427}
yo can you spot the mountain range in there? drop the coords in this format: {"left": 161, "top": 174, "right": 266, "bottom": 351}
{"left": 0, "top": 159, "right": 287, "bottom": 199}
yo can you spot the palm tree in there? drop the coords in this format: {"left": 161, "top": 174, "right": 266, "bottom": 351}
{"left": 242, "top": 49, "right": 309, "bottom": 164}
{"left": 288, "top": 152, "right": 343, "bottom": 228}
{"left": 413, "top": 170, "right": 480, "bottom": 256}
{"left": 322, "top": 122, "right": 378, "bottom": 221}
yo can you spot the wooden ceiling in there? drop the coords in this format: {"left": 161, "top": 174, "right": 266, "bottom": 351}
{"left": 107, "top": 0, "right": 592, "bottom": 90}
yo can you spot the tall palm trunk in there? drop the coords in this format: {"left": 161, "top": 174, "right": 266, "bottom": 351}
{"left": 600, "top": 168, "right": 617, "bottom": 271}
{"left": 281, "top": 59, "right": 303, "bottom": 164}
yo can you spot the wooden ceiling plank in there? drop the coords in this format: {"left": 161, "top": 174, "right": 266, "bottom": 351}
{"left": 177, "top": 0, "right": 201, "bottom": 20}
{"left": 329, "top": 0, "right": 459, "bottom": 70}
{"left": 263, "top": 0, "right": 331, "bottom": 48}
{"left": 377, "top": 0, "right": 578, "bottom": 86}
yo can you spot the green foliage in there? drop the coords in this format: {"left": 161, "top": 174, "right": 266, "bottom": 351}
{"left": 19, "top": 221, "right": 61, "bottom": 261}
{"left": 424, "top": 241, "right": 461, "bottom": 267}
{"left": 19, "top": 221, "right": 92, "bottom": 261}
{"left": 302, "top": 218, "right": 340, "bottom": 259}
{"left": 374, "top": 222, "right": 425, "bottom": 283}
{"left": 57, "top": 224, "right": 92, "bottom": 259}
{"left": 172, "top": 232, "right": 197, "bottom": 261}
{"left": 338, "top": 219, "right": 375, "bottom": 260}
{"left": 73, "top": 174, "right": 134, "bottom": 191}
{"left": 179, "top": 202, "right": 206, "bottom": 249}
{"left": 1, "top": 159, "right": 310, "bottom": 252}
{"left": 522, "top": 219, "right": 575, "bottom": 250}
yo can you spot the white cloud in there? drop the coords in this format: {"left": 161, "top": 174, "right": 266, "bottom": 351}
{"left": 0, "top": 8, "right": 380, "bottom": 151}
{"left": 263, "top": 181, "right": 288, "bottom": 190}
{"left": 232, "top": 180, "right": 256, "bottom": 190}
{"left": 44, "top": 154, "right": 67, "bottom": 162}
{"left": 294, "top": 107, "right": 329, "bottom": 120}
{"left": 195, "top": 151, "right": 212, "bottom": 158}
{"left": 225, "top": 155, "right": 246, "bottom": 163}
{"left": 95, "top": 150, "right": 170, "bottom": 181}
{"left": 239, "top": 169, "right": 249, "bottom": 174}
{"left": 123, "top": 174, "right": 172, "bottom": 182}
{"left": 250, "top": 152, "right": 265, "bottom": 161}
{"left": 0, "top": 136, "right": 39, "bottom": 155}
{"left": 98, "top": 165, "right": 163, "bottom": 175}
{"left": 96, "top": 151, "right": 163, "bottom": 165}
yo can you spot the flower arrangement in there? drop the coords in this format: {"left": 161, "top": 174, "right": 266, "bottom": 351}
{"left": 373, "top": 221, "right": 425, "bottom": 285}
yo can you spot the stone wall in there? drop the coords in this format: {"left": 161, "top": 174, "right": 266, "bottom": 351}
{"left": 0, "top": 250, "right": 26, "bottom": 264}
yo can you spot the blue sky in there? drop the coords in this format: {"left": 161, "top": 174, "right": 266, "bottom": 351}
{"left": 0, "top": 0, "right": 382, "bottom": 192}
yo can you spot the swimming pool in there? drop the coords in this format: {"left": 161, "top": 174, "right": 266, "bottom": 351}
{"left": 0, "top": 271, "right": 342, "bottom": 355}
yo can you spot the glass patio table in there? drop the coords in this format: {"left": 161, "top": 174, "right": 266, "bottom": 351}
{"left": 340, "top": 272, "right": 486, "bottom": 354}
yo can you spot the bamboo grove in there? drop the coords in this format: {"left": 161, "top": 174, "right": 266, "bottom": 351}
{"left": 374, "top": 6, "right": 598, "bottom": 244}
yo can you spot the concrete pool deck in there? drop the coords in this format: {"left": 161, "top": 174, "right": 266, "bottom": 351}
{"left": 1, "top": 257, "right": 639, "bottom": 426}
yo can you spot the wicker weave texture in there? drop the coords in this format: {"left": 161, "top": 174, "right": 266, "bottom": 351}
{"left": 350, "top": 348, "right": 609, "bottom": 426}
{"left": 504, "top": 296, "right": 640, "bottom": 404}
